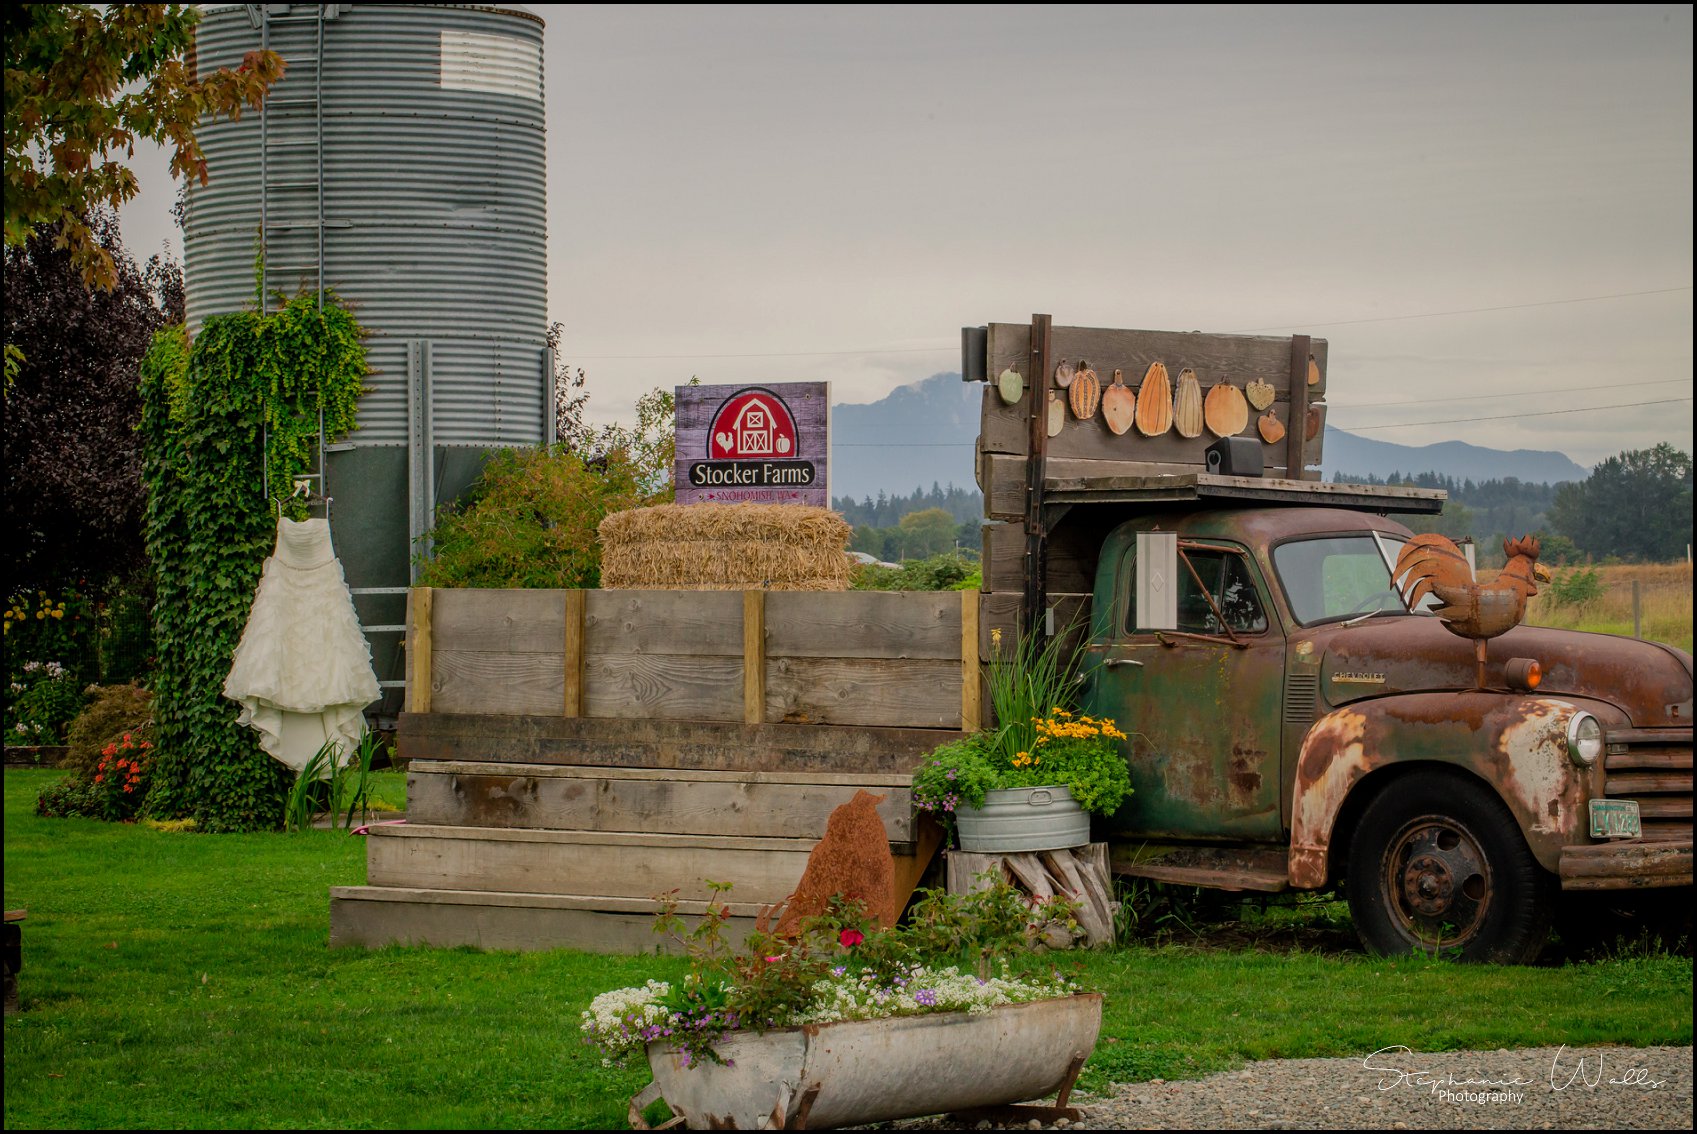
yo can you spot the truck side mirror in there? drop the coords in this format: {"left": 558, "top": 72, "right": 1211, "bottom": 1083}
{"left": 1136, "top": 532, "right": 1179, "bottom": 631}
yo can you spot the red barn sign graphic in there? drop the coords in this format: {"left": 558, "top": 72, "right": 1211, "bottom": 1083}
{"left": 675, "top": 382, "right": 830, "bottom": 506}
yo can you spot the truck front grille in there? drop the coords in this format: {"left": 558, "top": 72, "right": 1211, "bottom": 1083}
{"left": 1603, "top": 727, "right": 1694, "bottom": 843}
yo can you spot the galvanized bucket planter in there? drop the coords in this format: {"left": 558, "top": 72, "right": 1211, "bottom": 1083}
{"left": 629, "top": 993, "right": 1103, "bottom": 1130}
{"left": 954, "top": 785, "right": 1090, "bottom": 853}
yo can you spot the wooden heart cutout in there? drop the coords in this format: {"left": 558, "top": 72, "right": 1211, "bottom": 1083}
{"left": 1257, "top": 411, "right": 1285, "bottom": 445}
{"left": 1245, "top": 378, "right": 1276, "bottom": 412}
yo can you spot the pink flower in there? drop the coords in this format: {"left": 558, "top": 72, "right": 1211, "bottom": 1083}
{"left": 838, "top": 929, "right": 865, "bottom": 948}
{"left": 764, "top": 955, "right": 783, "bottom": 964}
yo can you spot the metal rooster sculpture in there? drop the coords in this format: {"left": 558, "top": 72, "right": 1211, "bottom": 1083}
{"left": 1392, "top": 534, "right": 1554, "bottom": 688}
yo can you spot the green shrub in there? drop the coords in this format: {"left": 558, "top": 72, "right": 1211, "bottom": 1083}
{"left": 1546, "top": 567, "right": 1605, "bottom": 606}
{"left": 416, "top": 446, "right": 646, "bottom": 588}
{"left": 5, "top": 667, "right": 87, "bottom": 746}
{"left": 34, "top": 773, "right": 106, "bottom": 818}
{"left": 849, "top": 551, "right": 980, "bottom": 592}
{"left": 64, "top": 683, "right": 154, "bottom": 777}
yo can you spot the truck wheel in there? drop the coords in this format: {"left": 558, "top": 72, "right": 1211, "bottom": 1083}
{"left": 1346, "top": 771, "right": 1556, "bottom": 963}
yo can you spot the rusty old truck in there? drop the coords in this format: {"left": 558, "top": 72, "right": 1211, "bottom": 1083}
{"left": 337, "top": 318, "right": 1691, "bottom": 965}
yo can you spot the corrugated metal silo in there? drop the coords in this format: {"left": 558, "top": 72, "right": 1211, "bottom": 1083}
{"left": 184, "top": 3, "right": 551, "bottom": 719}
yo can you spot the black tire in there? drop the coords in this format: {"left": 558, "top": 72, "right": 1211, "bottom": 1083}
{"left": 1346, "top": 770, "right": 1556, "bottom": 964}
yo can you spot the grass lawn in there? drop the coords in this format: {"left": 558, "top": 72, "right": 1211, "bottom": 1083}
{"left": 3, "top": 766, "right": 1691, "bottom": 1129}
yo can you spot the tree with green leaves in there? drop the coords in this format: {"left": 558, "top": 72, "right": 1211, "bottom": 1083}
{"left": 1549, "top": 444, "right": 1693, "bottom": 563}
{"left": 4, "top": 3, "right": 284, "bottom": 290}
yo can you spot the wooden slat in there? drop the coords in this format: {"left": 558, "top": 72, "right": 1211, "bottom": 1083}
{"left": 744, "top": 590, "right": 766, "bottom": 725}
{"left": 399, "top": 712, "right": 961, "bottom": 775}
{"left": 563, "top": 588, "right": 586, "bottom": 718}
{"left": 584, "top": 654, "right": 744, "bottom": 721}
{"left": 408, "top": 586, "right": 433, "bottom": 715}
{"left": 1286, "top": 335, "right": 1310, "bottom": 478}
{"left": 585, "top": 589, "right": 743, "bottom": 656}
{"left": 431, "top": 650, "right": 564, "bottom": 716}
{"left": 765, "top": 657, "right": 962, "bottom": 728}
{"left": 406, "top": 767, "right": 914, "bottom": 841}
{"left": 961, "top": 590, "right": 981, "bottom": 732}
{"left": 430, "top": 588, "right": 566, "bottom": 653}
{"left": 978, "top": 592, "right": 1091, "bottom": 658}
{"left": 764, "top": 591, "right": 962, "bottom": 660}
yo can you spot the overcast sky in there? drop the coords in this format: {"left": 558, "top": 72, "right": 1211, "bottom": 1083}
{"left": 120, "top": 3, "right": 1692, "bottom": 469}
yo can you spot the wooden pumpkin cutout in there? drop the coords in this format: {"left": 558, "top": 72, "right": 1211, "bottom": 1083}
{"left": 1069, "top": 360, "right": 1101, "bottom": 421}
{"left": 1245, "top": 378, "right": 1276, "bottom": 412}
{"left": 1172, "top": 367, "right": 1204, "bottom": 438}
{"left": 1101, "top": 368, "right": 1136, "bottom": 435}
{"left": 1054, "top": 359, "right": 1075, "bottom": 388}
{"left": 1046, "top": 390, "right": 1065, "bottom": 437}
{"left": 1306, "top": 404, "right": 1322, "bottom": 441}
{"left": 1307, "top": 355, "right": 1321, "bottom": 386}
{"left": 1257, "top": 410, "right": 1286, "bottom": 445}
{"left": 1134, "top": 361, "right": 1172, "bottom": 436}
{"left": 997, "top": 366, "right": 1024, "bottom": 405}
{"left": 1204, "top": 381, "right": 1250, "bottom": 437}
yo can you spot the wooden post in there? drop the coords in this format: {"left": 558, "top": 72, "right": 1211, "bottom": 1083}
{"left": 1633, "top": 579, "right": 1642, "bottom": 639}
{"left": 1285, "top": 334, "right": 1311, "bottom": 481}
{"left": 743, "top": 590, "right": 766, "bottom": 725}
{"left": 961, "top": 589, "right": 982, "bottom": 732}
{"left": 1024, "top": 313, "right": 1053, "bottom": 641}
{"left": 407, "top": 586, "right": 433, "bottom": 714}
{"left": 564, "top": 588, "right": 587, "bottom": 717}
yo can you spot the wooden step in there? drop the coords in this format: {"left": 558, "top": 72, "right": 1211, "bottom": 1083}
{"left": 407, "top": 761, "right": 913, "bottom": 840}
{"left": 328, "top": 886, "right": 763, "bottom": 953}
{"left": 366, "top": 824, "right": 822, "bottom": 905}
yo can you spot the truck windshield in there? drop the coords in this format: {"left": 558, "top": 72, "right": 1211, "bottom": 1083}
{"left": 1272, "top": 534, "right": 1433, "bottom": 626}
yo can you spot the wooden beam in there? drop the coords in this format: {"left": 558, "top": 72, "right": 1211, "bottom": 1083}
{"left": 407, "top": 587, "right": 433, "bottom": 714}
{"left": 960, "top": 589, "right": 981, "bottom": 732}
{"left": 1286, "top": 334, "right": 1311, "bottom": 479}
{"left": 1024, "top": 313, "right": 1052, "bottom": 640}
{"left": 743, "top": 589, "right": 766, "bottom": 726}
{"left": 563, "top": 588, "right": 586, "bottom": 718}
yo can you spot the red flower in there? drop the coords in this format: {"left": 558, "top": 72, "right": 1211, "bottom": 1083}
{"left": 123, "top": 785, "right": 134, "bottom": 794}
{"left": 117, "top": 759, "right": 129, "bottom": 770}
{"left": 838, "top": 929, "right": 865, "bottom": 948}
{"left": 102, "top": 743, "right": 117, "bottom": 757}
{"left": 94, "top": 774, "right": 104, "bottom": 784}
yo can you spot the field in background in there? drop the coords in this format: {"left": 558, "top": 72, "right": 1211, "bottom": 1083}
{"left": 1525, "top": 561, "right": 1693, "bottom": 653}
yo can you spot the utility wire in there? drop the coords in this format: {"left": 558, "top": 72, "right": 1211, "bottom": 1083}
{"left": 1341, "top": 376, "right": 1692, "bottom": 409}
{"left": 1337, "top": 397, "right": 1692, "bottom": 432}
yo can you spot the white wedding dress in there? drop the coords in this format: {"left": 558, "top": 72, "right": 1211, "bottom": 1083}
{"left": 223, "top": 517, "right": 380, "bottom": 774}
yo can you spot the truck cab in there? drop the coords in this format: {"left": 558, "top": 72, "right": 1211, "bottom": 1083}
{"left": 1078, "top": 505, "right": 1694, "bottom": 963}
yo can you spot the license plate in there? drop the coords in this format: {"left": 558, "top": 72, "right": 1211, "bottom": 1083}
{"left": 1589, "top": 799, "right": 1641, "bottom": 839}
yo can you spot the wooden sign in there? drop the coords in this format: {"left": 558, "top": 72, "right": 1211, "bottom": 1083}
{"left": 675, "top": 382, "right": 830, "bottom": 506}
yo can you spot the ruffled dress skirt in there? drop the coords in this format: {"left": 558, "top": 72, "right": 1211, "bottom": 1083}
{"left": 223, "top": 518, "right": 380, "bottom": 774}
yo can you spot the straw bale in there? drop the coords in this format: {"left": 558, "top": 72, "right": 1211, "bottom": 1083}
{"left": 599, "top": 503, "right": 852, "bottom": 591}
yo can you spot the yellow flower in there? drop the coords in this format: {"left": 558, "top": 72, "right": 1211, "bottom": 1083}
{"left": 990, "top": 627, "right": 1003, "bottom": 646}
{"left": 36, "top": 611, "right": 45, "bottom": 620}
{"left": 51, "top": 609, "right": 63, "bottom": 620}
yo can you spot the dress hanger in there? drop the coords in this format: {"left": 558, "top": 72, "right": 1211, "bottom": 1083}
{"left": 278, "top": 479, "right": 333, "bottom": 522}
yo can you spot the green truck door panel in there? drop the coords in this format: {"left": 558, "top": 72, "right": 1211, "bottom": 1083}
{"left": 1083, "top": 543, "right": 1287, "bottom": 840}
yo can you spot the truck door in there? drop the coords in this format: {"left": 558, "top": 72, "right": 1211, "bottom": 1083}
{"left": 1081, "top": 540, "right": 1287, "bottom": 840}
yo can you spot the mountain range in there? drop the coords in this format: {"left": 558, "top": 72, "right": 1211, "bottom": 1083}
{"left": 829, "top": 372, "right": 1590, "bottom": 502}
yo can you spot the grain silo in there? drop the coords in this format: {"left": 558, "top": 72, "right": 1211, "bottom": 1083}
{"left": 184, "top": 3, "right": 551, "bottom": 720}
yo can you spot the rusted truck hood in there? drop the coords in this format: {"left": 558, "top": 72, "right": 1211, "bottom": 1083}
{"left": 1308, "top": 617, "right": 1694, "bottom": 728}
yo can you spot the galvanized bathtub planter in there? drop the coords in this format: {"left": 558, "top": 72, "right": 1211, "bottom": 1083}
{"left": 954, "top": 785, "right": 1091, "bottom": 853}
{"left": 629, "top": 992, "right": 1103, "bottom": 1130}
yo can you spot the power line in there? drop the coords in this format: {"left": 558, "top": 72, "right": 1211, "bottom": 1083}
{"left": 1338, "top": 397, "right": 1692, "bottom": 432}
{"left": 567, "top": 285, "right": 1692, "bottom": 361}
{"left": 1341, "top": 376, "right": 1692, "bottom": 409}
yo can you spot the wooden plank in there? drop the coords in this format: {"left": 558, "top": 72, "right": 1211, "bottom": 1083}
{"left": 892, "top": 816, "right": 944, "bottom": 917}
{"left": 585, "top": 589, "right": 743, "bottom": 657}
{"left": 584, "top": 654, "right": 744, "bottom": 721}
{"left": 765, "top": 657, "right": 962, "bottom": 728}
{"left": 364, "top": 825, "right": 814, "bottom": 903}
{"left": 744, "top": 590, "right": 766, "bottom": 725}
{"left": 978, "top": 592, "right": 1090, "bottom": 658}
{"left": 329, "top": 886, "right": 761, "bottom": 954}
{"left": 408, "top": 587, "right": 433, "bottom": 715}
{"left": 430, "top": 588, "right": 565, "bottom": 653}
{"left": 431, "top": 649, "right": 564, "bottom": 716}
{"left": 960, "top": 590, "right": 981, "bottom": 732}
{"left": 1286, "top": 334, "right": 1310, "bottom": 478}
{"left": 982, "top": 326, "right": 1328, "bottom": 466}
{"left": 412, "top": 760, "right": 917, "bottom": 787}
{"left": 406, "top": 767, "right": 914, "bottom": 841}
{"left": 563, "top": 588, "right": 586, "bottom": 718}
{"left": 398, "top": 712, "right": 963, "bottom": 775}
{"left": 764, "top": 591, "right": 962, "bottom": 660}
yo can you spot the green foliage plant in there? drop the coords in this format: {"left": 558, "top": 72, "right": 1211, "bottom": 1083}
{"left": 1546, "top": 566, "right": 1605, "bottom": 607}
{"left": 281, "top": 729, "right": 386, "bottom": 832}
{"left": 416, "top": 446, "right": 646, "bottom": 589}
{"left": 63, "top": 683, "right": 153, "bottom": 777}
{"left": 137, "top": 290, "right": 368, "bottom": 832}
{"left": 4, "top": 660, "right": 87, "bottom": 746}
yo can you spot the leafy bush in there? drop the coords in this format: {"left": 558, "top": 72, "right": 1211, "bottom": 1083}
{"left": 1546, "top": 566, "right": 1605, "bottom": 607}
{"left": 849, "top": 551, "right": 980, "bottom": 592}
{"left": 35, "top": 774, "right": 107, "bottom": 819}
{"left": 64, "top": 683, "right": 154, "bottom": 777}
{"left": 416, "top": 446, "right": 647, "bottom": 589}
{"left": 4, "top": 663, "right": 87, "bottom": 746}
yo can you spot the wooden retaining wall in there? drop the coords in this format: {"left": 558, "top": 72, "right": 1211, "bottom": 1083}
{"left": 407, "top": 587, "right": 984, "bottom": 732}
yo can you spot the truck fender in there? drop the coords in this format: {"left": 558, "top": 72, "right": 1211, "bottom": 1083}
{"left": 1287, "top": 692, "right": 1598, "bottom": 889}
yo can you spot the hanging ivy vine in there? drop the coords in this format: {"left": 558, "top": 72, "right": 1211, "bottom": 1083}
{"left": 138, "top": 291, "right": 368, "bottom": 832}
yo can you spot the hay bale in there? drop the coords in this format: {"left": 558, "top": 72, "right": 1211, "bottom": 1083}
{"left": 599, "top": 503, "right": 852, "bottom": 591}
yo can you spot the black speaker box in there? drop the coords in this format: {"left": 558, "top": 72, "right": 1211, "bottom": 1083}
{"left": 1205, "top": 436, "right": 1263, "bottom": 478}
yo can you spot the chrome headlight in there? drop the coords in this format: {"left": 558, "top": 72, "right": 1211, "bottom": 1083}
{"left": 1566, "top": 712, "right": 1602, "bottom": 767}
